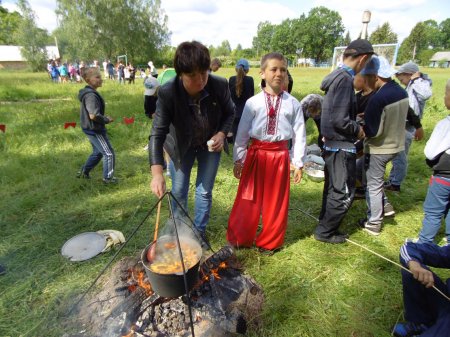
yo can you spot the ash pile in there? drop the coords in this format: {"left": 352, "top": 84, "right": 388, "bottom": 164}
{"left": 66, "top": 246, "right": 264, "bottom": 337}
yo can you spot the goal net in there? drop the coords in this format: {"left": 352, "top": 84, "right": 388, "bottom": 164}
{"left": 331, "top": 43, "right": 399, "bottom": 70}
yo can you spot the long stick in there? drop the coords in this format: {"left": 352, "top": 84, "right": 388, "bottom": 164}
{"left": 346, "top": 238, "right": 450, "bottom": 302}
{"left": 291, "top": 206, "right": 450, "bottom": 302}
{"left": 153, "top": 201, "right": 162, "bottom": 242}
{"left": 68, "top": 193, "right": 167, "bottom": 315}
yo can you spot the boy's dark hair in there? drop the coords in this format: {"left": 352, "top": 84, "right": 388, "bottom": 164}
{"left": 174, "top": 41, "right": 210, "bottom": 76}
{"left": 260, "top": 52, "right": 287, "bottom": 70}
{"left": 211, "top": 58, "right": 222, "bottom": 67}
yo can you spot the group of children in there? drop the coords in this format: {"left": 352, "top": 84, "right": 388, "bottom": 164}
{"left": 76, "top": 39, "right": 450, "bottom": 336}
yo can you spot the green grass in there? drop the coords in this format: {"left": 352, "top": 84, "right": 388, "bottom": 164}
{"left": 1, "top": 67, "right": 449, "bottom": 336}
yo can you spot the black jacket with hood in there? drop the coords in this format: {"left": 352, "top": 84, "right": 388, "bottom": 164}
{"left": 78, "top": 86, "right": 110, "bottom": 135}
{"left": 320, "top": 68, "right": 360, "bottom": 149}
{"left": 148, "top": 74, "right": 235, "bottom": 170}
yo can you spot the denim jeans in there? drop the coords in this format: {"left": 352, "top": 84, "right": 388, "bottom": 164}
{"left": 389, "top": 127, "right": 414, "bottom": 186}
{"left": 364, "top": 153, "right": 396, "bottom": 225}
{"left": 418, "top": 176, "right": 450, "bottom": 244}
{"left": 83, "top": 133, "right": 115, "bottom": 179}
{"left": 168, "top": 147, "right": 221, "bottom": 233}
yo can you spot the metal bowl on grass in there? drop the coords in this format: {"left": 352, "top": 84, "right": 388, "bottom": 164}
{"left": 304, "top": 168, "right": 325, "bottom": 182}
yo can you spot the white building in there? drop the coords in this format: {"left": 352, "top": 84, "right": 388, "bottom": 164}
{"left": 429, "top": 51, "right": 450, "bottom": 68}
{"left": 0, "top": 45, "right": 60, "bottom": 69}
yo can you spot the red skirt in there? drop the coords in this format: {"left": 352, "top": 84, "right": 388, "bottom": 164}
{"left": 227, "top": 139, "right": 290, "bottom": 250}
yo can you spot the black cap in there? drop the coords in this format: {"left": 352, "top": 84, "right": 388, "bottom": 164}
{"left": 344, "top": 39, "right": 374, "bottom": 56}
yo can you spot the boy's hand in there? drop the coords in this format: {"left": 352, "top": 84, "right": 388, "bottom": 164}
{"left": 357, "top": 126, "right": 365, "bottom": 140}
{"left": 293, "top": 168, "right": 303, "bottom": 184}
{"left": 233, "top": 161, "right": 243, "bottom": 179}
{"left": 107, "top": 116, "right": 114, "bottom": 123}
{"left": 408, "top": 260, "right": 434, "bottom": 288}
{"left": 414, "top": 127, "right": 424, "bottom": 141}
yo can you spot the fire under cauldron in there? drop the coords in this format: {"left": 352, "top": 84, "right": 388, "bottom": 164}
{"left": 141, "top": 234, "right": 202, "bottom": 298}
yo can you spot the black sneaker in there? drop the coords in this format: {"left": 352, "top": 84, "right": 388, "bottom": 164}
{"left": 314, "top": 233, "right": 347, "bottom": 244}
{"left": 354, "top": 188, "right": 366, "bottom": 200}
{"left": 385, "top": 182, "right": 400, "bottom": 192}
{"left": 76, "top": 169, "right": 90, "bottom": 179}
{"left": 384, "top": 202, "right": 395, "bottom": 217}
{"left": 335, "top": 231, "right": 350, "bottom": 239}
{"left": 0, "top": 265, "right": 6, "bottom": 276}
{"left": 103, "top": 177, "right": 119, "bottom": 184}
{"left": 361, "top": 220, "right": 382, "bottom": 236}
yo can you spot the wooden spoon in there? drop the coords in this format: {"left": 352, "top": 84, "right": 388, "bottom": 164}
{"left": 146, "top": 200, "right": 161, "bottom": 263}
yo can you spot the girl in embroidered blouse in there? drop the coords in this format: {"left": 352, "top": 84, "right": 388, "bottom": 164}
{"left": 226, "top": 52, "right": 307, "bottom": 254}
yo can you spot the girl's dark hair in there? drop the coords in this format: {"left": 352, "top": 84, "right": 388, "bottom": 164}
{"left": 174, "top": 41, "right": 210, "bottom": 76}
{"left": 260, "top": 52, "right": 287, "bottom": 70}
{"left": 235, "top": 66, "right": 246, "bottom": 97}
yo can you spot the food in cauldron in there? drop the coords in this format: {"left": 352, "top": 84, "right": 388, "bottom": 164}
{"left": 148, "top": 238, "right": 201, "bottom": 275}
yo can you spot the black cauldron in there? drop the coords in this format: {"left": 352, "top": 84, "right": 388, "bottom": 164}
{"left": 141, "top": 235, "right": 202, "bottom": 298}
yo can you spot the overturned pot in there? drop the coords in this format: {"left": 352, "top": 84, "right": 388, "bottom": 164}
{"left": 141, "top": 235, "right": 202, "bottom": 298}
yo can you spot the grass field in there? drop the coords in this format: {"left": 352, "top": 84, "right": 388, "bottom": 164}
{"left": 0, "top": 66, "right": 449, "bottom": 337}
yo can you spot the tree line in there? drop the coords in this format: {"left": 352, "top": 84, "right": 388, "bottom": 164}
{"left": 1, "top": 1, "right": 449, "bottom": 71}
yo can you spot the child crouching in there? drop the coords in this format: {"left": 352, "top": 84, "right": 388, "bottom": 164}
{"left": 227, "top": 52, "right": 307, "bottom": 254}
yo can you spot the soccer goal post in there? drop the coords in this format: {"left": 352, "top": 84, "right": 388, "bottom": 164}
{"left": 331, "top": 43, "right": 399, "bottom": 70}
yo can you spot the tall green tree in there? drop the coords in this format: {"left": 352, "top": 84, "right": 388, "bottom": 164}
{"left": 369, "top": 22, "right": 398, "bottom": 44}
{"left": 398, "top": 20, "right": 440, "bottom": 64}
{"left": 271, "top": 18, "right": 297, "bottom": 55}
{"left": 55, "top": 0, "right": 170, "bottom": 63}
{"left": 215, "top": 40, "right": 232, "bottom": 56}
{"left": 0, "top": 5, "right": 23, "bottom": 44}
{"left": 252, "top": 21, "right": 275, "bottom": 57}
{"left": 302, "top": 6, "right": 344, "bottom": 62}
{"left": 343, "top": 31, "right": 351, "bottom": 46}
{"left": 15, "top": 0, "right": 49, "bottom": 71}
{"left": 439, "top": 18, "right": 450, "bottom": 49}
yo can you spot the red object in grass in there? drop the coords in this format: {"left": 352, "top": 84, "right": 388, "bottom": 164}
{"left": 64, "top": 122, "right": 76, "bottom": 129}
{"left": 123, "top": 116, "right": 135, "bottom": 125}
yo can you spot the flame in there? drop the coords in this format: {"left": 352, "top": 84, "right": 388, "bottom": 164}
{"left": 122, "top": 325, "right": 136, "bottom": 337}
{"left": 134, "top": 270, "right": 153, "bottom": 296}
{"left": 126, "top": 268, "right": 153, "bottom": 296}
{"left": 201, "top": 261, "right": 228, "bottom": 282}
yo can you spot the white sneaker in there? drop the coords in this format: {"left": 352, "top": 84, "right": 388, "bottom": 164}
{"left": 383, "top": 202, "right": 395, "bottom": 217}
{"left": 143, "top": 144, "right": 149, "bottom": 151}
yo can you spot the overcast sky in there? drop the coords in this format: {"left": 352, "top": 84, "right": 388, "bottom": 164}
{"left": 3, "top": 0, "right": 449, "bottom": 49}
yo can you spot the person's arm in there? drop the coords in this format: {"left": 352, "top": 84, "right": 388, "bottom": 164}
{"left": 400, "top": 242, "right": 450, "bottom": 287}
{"left": 233, "top": 100, "right": 254, "bottom": 178}
{"left": 424, "top": 118, "right": 450, "bottom": 160}
{"left": 290, "top": 99, "right": 306, "bottom": 184}
{"left": 406, "top": 106, "right": 424, "bottom": 140}
{"left": 411, "top": 76, "right": 432, "bottom": 101}
{"left": 148, "top": 88, "right": 172, "bottom": 197}
{"left": 400, "top": 242, "right": 450, "bottom": 269}
{"left": 329, "top": 79, "right": 360, "bottom": 138}
{"left": 408, "top": 260, "right": 435, "bottom": 288}
{"left": 84, "top": 94, "right": 111, "bottom": 123}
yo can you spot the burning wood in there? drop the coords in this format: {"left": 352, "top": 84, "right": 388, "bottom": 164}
{"left": 68, "top": 247, "right": 264, "bottom": 337}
